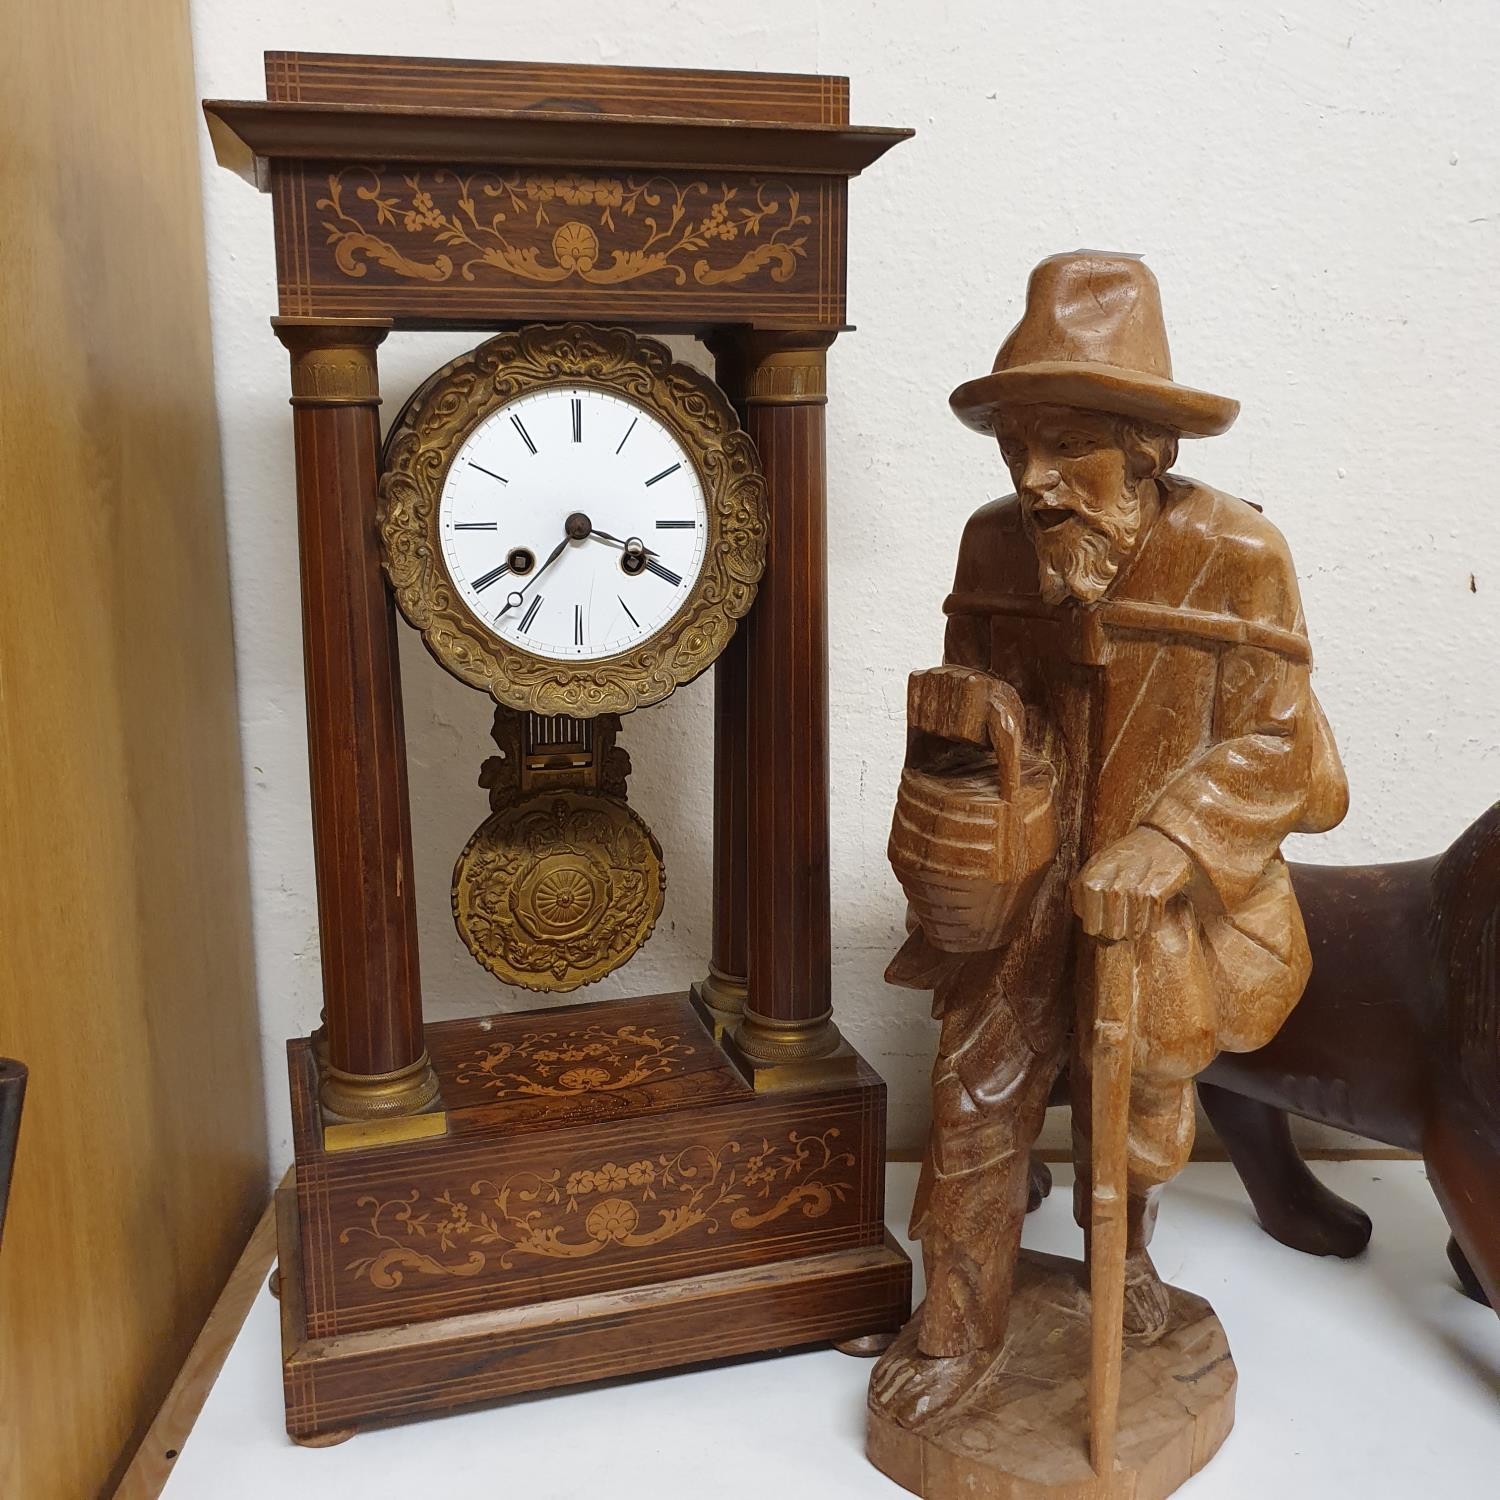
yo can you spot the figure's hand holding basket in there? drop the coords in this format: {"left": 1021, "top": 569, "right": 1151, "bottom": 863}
{"left": 887, "top": 666, "right": 1059, "bottom": 955}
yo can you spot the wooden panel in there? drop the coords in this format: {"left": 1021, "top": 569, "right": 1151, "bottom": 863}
{"left": 422, "top": 993, "right": 754, "bottom": 1131}
{"left": 0, "top": 2, "right": 267, "bottom": 1496}
{"left": 264, "top": 51, "right": 851, "bottom": 124}
{"left": 270, "top": 162, "right": 845, "bottom": 328}
{"left": 285, "top": 996, "right": 891, "bottom": 1337}
{"left": 279, "top": 1176, "right": 909, "bottom": 1443}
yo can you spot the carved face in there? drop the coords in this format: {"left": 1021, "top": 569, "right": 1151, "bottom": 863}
{"left": 994, "top": 404, "right": 1157, "bottom": 605}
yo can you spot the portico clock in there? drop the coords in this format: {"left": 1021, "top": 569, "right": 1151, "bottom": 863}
{"left": 204, "top": 49, "right": 910, "bottom": 1445}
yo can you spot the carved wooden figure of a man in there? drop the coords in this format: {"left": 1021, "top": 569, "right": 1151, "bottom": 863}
{"left": 888, "top": 252, "right": 1348, "bottom": 1367}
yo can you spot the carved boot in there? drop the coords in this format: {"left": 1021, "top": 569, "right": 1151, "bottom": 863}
{"left": 1121, "top": 1248, "right": 1171, "bottom": 1342}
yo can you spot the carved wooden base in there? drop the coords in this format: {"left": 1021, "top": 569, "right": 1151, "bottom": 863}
{"left": 277, "top": 992, "right": 910, "bottom": 1441}
{"left": 867, "top": 1251, "right": 1235, "bottom": 1500}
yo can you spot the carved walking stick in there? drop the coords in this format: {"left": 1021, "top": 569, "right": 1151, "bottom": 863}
{"left": 1089, "top": 936, "right": 1135, "bottom": 1484}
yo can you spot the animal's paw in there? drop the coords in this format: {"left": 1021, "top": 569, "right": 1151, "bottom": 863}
{"left": 1448, "top": 1235, "right": 1491, "bottom": 1306}
{"left": 1256, "top": 1180, "right": 1373, "bottom": 1260}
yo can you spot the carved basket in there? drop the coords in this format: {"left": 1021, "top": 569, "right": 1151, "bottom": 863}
{"left": 887, "top": 668, "right": 1058, "bottom": 954}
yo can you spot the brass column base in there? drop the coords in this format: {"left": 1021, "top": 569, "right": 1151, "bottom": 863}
{"left": 689, "top": 966, "right": 748, "bottom": 1042}
{"left": 724, "top": 1008, "right": 858, "bottom": 1091}
{"left": 320, "top": 1051, "right": 446, "bottom": 1152}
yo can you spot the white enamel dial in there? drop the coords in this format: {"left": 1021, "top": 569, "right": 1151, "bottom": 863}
{"left": 437, "top": 386, "right": 708, "bottom": 663}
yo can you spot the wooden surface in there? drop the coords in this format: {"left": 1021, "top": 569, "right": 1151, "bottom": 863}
{"left": 113, "top": 1190, "right": 281, "bottom": 1500}
{"left": 0, "top": 2, "right": 267, "bottom": 1494}
{"left": 263, "top": 51, "right": 853, "bottom": 122}
{"left": 867, "top": 1251, "right": 1235, "bottom": 1500}
{"left": 278, "top": 992, "right": 909, "bottom": 1440}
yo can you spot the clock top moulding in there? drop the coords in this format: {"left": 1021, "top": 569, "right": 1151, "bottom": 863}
{"left": 202, "top": 54, "right": 914, "bottom": 1442}
{"left": 205, "top": 51, "right": 911, "bottom": 333}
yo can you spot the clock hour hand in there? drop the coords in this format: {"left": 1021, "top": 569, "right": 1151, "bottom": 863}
{"left": 586, "top": 528, "right": 659, "bottom": 559}
{"left": 496, "top": 533, "right": 570, "bottom": 616}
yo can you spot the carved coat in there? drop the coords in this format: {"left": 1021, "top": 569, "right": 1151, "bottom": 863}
{"left": 911, "top": 475, "right": 1347, "bottom": 1242}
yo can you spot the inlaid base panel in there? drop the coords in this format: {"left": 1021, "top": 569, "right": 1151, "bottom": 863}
{"left": 278, "top": 992, "right": 911, "bottom": 1439}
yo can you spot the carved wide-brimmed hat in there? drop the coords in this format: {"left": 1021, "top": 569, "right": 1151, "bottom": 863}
{"left": 950, "top": 252, "right": 1239, "bottom": 438}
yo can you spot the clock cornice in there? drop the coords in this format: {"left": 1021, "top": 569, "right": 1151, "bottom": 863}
{"left": 203, "top": 101, "right": 912, "bottom": 189}
{"left": 201, "top": 53, "right": 908, "bottom": 331}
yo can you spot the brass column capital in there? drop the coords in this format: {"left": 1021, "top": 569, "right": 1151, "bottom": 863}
{"left": 714, "top": 328, "right": 836, "bottom": 407}
{"left": 272, "top": 316, "right": 393, "bottom": 407}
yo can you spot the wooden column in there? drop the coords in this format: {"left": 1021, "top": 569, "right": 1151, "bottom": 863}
{"left": 273, "top": 317, "right": 440, "bottom": 1127}
{"left": 728, "top": 331, "right": 853, "bottom": 1087}
{"left": 690, "top": 625, "right": 752, "bottom": 1038}
{"left": 690, "top": 338, "right": 754, "bottom": 1039}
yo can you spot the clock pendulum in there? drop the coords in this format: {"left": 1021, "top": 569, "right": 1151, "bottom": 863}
{"left": 454, "top": 707, "right": 664, "bottom": 993}
{"left": 204, "top": 52, "right": 911, "bottom": 1444}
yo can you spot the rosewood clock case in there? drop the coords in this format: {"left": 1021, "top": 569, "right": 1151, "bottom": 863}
{"left": 204, "top": 52, "right": 912, "bottom": 1444}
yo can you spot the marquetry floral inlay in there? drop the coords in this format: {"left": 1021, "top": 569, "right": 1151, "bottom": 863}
{"left": 341, "top": 1129, "right": 856, "bottom": 1288}
{"left": 316, "top": 167, "right": 813, "bottom": 289}
{"left": 455, "top": 1022, "right": 691, "bottom": 1098}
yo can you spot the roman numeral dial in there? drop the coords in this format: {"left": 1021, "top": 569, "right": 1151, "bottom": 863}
{"left": 381, "top": 324, "right": 771, "bottom": 718}
{"left": 436, "top": 384, "right": 710, "bottom": 664}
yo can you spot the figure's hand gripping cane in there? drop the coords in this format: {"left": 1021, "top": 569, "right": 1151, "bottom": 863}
{"left": 1088, "top": 935, "right": 1136, "bottom": 1485}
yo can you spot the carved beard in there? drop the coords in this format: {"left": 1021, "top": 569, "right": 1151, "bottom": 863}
{"left": 1027, "top": 482, "right": 1144, "bottom": 605}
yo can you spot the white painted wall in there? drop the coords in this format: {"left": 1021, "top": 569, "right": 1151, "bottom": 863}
{"left": 190, "top": 1, "right": 1500, "bottom": 1171}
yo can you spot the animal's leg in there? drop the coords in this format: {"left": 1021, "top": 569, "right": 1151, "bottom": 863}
{"left": 1027, "top": 1156, "right": 1052, "bottom": 1211}
{"left": 1025, "top": 1068, "right": 1069, "bottom": 1211}
{"left": 1447, "top": 1235, "right": 1490, "bottom": 1306}
{"left": 1425, "top": 1091, "right": 1500, "bottom": 1313}
{"left": 1199, "top": 1081, "right": 1373, "bottom": 1258}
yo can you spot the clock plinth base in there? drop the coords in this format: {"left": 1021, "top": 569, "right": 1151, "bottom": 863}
{"left": 276, "top": 991, "right": 911, "bottom": 1442}
{"left": 866, "top": 1251, "right": 1236, "bottom": 1500}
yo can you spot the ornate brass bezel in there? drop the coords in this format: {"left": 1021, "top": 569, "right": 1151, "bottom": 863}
{"left": 379, "top": 322, "right": 768, "bottom": 716}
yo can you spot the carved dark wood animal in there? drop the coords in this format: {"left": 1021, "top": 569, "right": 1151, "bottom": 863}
{"left": 1197, "top": 800, "right": 1500, "bottom": 1310}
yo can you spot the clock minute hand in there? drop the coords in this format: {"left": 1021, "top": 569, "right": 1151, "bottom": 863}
{"left": 497, "top": 533, "right": 570, "bottom": 616}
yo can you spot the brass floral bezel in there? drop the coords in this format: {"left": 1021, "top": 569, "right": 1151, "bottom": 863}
{"left": 379, "top": 322, "right": 767, "bottom": 716}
